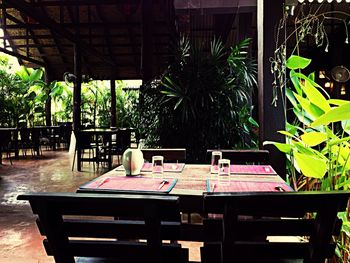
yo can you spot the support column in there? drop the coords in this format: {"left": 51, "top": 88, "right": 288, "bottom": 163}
{"left": 44, "top": 70, "right": 52, "bottom": 126}
{"left": 257, "top": 0, "right": 286, "bottom": 178}
{"left": 110, "top": 79, "right": 117, "bottom": 127}
{"left": 73, "top": 44, "right": 82, "bottom": 132}
{"left": 141, "top": 0, "right": 153, "bottom": 84}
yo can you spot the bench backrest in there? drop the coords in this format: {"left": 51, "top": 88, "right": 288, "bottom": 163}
{"left": 206, "top": 149, "right": 270, "bottom": 164}
{"left": 203, "top": 191, "right": 350, "bottom": 263}
{"left": 18, "top": 192, "right": 187, "bottom": 263}
{"left": 142, "top": 148, "right": 187, "bottom": 162}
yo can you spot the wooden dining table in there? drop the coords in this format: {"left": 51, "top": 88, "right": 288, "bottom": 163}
{"left": 77, "top": 164, "right": 291, "bottom": 214}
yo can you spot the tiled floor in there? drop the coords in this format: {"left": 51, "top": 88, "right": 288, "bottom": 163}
{"left": 0, "top": 150, "right": 201, "bottom": 262}
{"left": 0, "top": 149, "right": 107, "bottom": 263}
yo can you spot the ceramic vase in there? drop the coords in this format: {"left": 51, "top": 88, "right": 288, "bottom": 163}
{"left": 122, "top": 148, "right": 144, "bottom": 176}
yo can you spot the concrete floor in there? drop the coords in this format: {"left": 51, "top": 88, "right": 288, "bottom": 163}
{"left": 0, "top": 150, "right": 108, "bottom": 263}
{"left": 0, "top": 150, "right": 201, "bottom": 263}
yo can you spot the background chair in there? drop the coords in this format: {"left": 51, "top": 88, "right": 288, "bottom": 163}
{"left": 0, "top": 130, "right": 14, "bottom": 164}
{"left": 141, "top": 148, "right": 187, "bottom": 162}
{"left": 18, "top": 192, "right": 188, "bottom": 263}
{"left": 110, "top": 129, "right": 132, "bottom": 164}
{"left": 202, "top": 191, "right": 350, "bottom": 263}
{"left": 72, "top": 131, "right": 96, "bottom": 171}
{"left": 206, "top": 149, "right": 270, "bottom": 164}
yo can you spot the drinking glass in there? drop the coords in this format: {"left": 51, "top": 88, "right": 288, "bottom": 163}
{"left": 210, "top": 151, "right": 222, "bottom": 173}
{"left": 218, "top": 159, "right": 230, "bottom": 178}
{"left": 152, "top": 155, "right": 164, "bottom": 175}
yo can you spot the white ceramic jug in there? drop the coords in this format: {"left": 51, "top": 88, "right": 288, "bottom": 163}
{"left": 122, "top": 148, "right": 144, "bottom": 176}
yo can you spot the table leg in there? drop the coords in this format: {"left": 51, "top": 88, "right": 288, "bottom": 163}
{"left": 77, "top": 148, "right": 81, "bottom": 171}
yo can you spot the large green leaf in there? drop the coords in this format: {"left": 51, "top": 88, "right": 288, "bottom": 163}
{"left": 286, "top": 55, "right": 311, "bottom": 70}
{"left": 294, "top": 152, "right": 327, "bottom": 178}
{"left": 328, "top": 99, "right": 350, "bottom": 106}
{"left": 300, "top": 131, "right": 327, "bottom": 146}
{"left": 286, "top": 88, "right": 299, "bottom": 110}
{"left": 293, "top": 108, "right": 312, "bottom": 125}
{"left": 294, "top": 93, "right": 324, "bottom": 119}
{"left": 342, "top": 119, "right": 350, "bottom": 135}
{"left": 301, "top": 79, "right": 331, "bottom": 113}
{"left": 263, "top": 141, "right": 292, "bottom": 153}
{"left": 29, "top": 69, "right": 43, "bottom": 82}
{"left": 311, "top": 103, "right": 350, "bottom": 127}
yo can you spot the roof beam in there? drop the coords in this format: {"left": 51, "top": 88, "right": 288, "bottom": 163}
{"left": 6, "top": 0, "right": 116, "bottom": 66}
{"left": 2, "top": 0, "right": 133, "bottom": 7}
{"left": 38, "top": 0, "right": 68, "bottom": 65}
{"left": 3, "top": 22, "right": 166, "bottom": 30}
{"left": 0, "top": 46, "right": 45, "bottom": 66}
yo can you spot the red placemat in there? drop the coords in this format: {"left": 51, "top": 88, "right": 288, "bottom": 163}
{"left": 115, "top": 163, "right": 185, "bottom": 173}
{"left": 80, "top": 176, "right": 177, "bottom": 193}
{"left": 206, "top": 179, "right": 293, "bottom": 193}
{"left": 211, "top": 165, "right": 276, "bottom": 175}
{"left": 141, "top": 163, "right": 185, "bottom": 173}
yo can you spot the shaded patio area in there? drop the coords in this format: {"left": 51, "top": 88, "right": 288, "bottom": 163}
{"left": 0, "top": 152, "right": 202, "bottom": 262}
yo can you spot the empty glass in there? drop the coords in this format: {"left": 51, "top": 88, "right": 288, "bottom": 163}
{"left": 218, "top": 159, "right": 230, "bottom": 177}
{"left": 152, "top": 155, "right": 164, "bottom": 175}
{"left": 210, "top": 151, "right": 222, "bottom": 173}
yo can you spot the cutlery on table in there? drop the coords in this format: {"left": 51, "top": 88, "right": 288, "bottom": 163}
{"left": 96, "top": 177, "right": 110, "bottom": 188}
{"left": 275, "top": 186, "right": 285, "bottom": 192}
{"left": 158, "top": 179, "right": 169, "bottom": 190}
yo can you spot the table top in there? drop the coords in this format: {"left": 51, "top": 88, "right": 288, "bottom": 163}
{"left": 78, "top": 164, "right": 288, "bottom": 197}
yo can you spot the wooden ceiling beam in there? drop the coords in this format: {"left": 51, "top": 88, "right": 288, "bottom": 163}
{"left": 95, "top": 5, "right": 117, "bottom": 67}
{"left": 3, "top": 22, "right": 167, "bottom": 30}
{"left": 0, "top": 46, "right": 45, "bottom": 66}
{"left": 2, "top": 0, "right": 134, "bottom": 7}
{"left": 38, "top": 0, "right": 68, "bottom": 65}
{"left": 6, "top": 0, "right": 116, "bottom": 66}
{"left": 0, "top": 33, "right": 170, "bottom": 40}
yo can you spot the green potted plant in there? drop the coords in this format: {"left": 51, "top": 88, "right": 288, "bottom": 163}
{"left": 265, "top": 55, "right": 350, "bottom": 262}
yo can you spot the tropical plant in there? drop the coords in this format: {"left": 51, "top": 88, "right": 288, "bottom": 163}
{"left": 264, "top": 55, "right": 350, "bottom": 262}
{"left": 141, "top": 37, "right": 258, "bottom": 162}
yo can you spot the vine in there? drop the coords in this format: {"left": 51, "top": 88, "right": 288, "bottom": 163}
{"left": 271, "top": 3, "right": 350, "bottom": 107}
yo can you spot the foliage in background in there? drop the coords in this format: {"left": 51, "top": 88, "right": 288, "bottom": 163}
{"left": 141, "top": 37, "right": 258, "bottom": 162}
{"left": 0, "top": 53, "right": 139, "bottom": 129}
{"left": 264, "top": 55, "right": 350, "bottom": 262}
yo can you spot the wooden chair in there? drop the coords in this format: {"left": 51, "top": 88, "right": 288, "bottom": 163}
{"left": 72, "top": 131, "right": 96, "bottom": 171}
{"left": 202, "top": 191, "right": 350, "bottom": 263}
{"left": 142, "top": 148, "right": 187, "bottom": 162}
{"left": 17, "top": 192, "right": 188, "bottom": 263}
{"left": 0, "top": 130, "right": 13, "bottom": 164}
{"left": 206, "top": 149, "right": 270, "bottom": 164}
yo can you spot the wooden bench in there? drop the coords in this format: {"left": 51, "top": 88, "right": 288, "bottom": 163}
{"left": 18, "top": 192, "right": 188, "bottom": 263}
{"left": 202, "top": 191, "right": 350, "bottom": 263}
{"left": 141, "top": 148, "right": 187, "bottom": 162}
{"left": 207, "top": 149, "right": 270, "bottom": 164}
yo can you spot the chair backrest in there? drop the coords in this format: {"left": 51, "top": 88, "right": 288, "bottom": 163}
{"left": 0, "top": 130, "right": 12, "bottom": 148}
{"left": 114, "top": 129, "right": 132, "bottom": 153}
{"left": 75, "top": 131, "right": 95, "bottom": 149}
{"left": 18, "top": 192, "right": 187, "bottom": 263}
{"left": 20, "top": 127, "right": 31, "bottom": 143}
{"left": 206, "top": 149, "right": 270, "bottom": 164}
{"left": 142, "top": 148, "right": 187, "bottom": 162}
{"left": 203, "top": 191, "right": 350, "bottom": 263}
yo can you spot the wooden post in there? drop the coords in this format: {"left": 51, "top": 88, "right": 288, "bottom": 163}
{"left": 110, "top": 79, "right": 117, "bottom": 127}
{"left": 45, "top": 69, "right": 52, "bottom": 126}
{"left": 73, "top": 44, "right": 82, "bottom": 132}
{"left": 257, "top": 0, "right": 286, "bottom": 178}
{"left": 141, "top": 0, "right": 153, "bottom": 83}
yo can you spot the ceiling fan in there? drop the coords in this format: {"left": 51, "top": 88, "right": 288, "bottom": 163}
{"left": 63, "top": 72, "right": 92, "bottom": 85}
{"left": 331, "top": 65, "right": 350, "bottom": 83}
